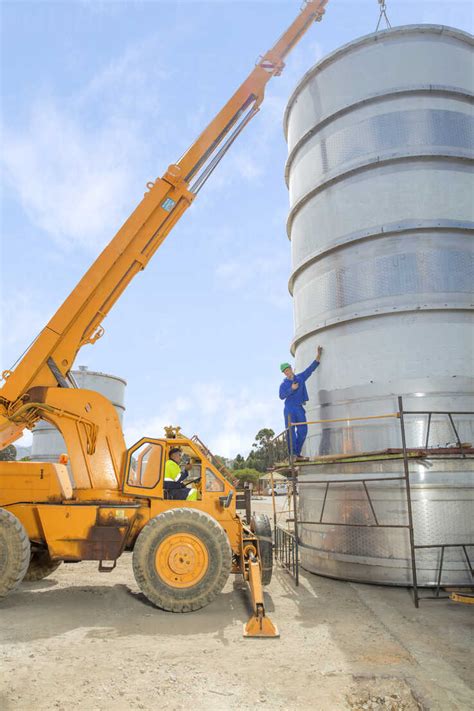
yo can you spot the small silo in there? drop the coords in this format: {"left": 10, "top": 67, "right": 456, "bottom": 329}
{"left": 31, "top": 366, "right": 126, "bottom": 464}
{"left": 284, "top": 26, "right": 474, "bottom": 585}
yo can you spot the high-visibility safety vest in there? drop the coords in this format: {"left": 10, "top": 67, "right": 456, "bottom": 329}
{"left": 165, "top": 459, "right": 181, "bottom": 481}
{"left": 164, "top": 459, "right": 198, "bottom": 501}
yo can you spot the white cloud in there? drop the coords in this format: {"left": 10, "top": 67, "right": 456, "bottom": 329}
{"left": 215, "top": 247, "right": 290, "bottom": 309}
{"left": 77, "top": 40, "right": 170, "bottom": 118}
{"left": 1, "top": 20, "right": 312, "bottom": 256}
{"left": 7, "top": 429, "right": 33, "bottom": 451}
{"left": 0, "top": 36, "right": 173, "bottom": 254}
{"left": 231, "top": 149, "right": 265, "bottom": 183}
{"left": 124, "top": 380, "right": 281, "bottom": 458}
{"left": 1, "top": 98, "right": 142, "bottom": 252}
{"left": 0, "top": 291, "right": 53, "bottom": 369}
{"left": 214, "top": 261, "right": 247, "bottom": 290}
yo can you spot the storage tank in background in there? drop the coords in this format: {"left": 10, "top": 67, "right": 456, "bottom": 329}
{"left": 284, "top": 26, "right": 474, "bottom": 585}
{"left": 31, "top": 366, "right": 126, "bottom": 463}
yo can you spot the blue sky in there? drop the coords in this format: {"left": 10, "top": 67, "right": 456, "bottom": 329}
{"left": 1, "top": 0, "right": 473, "bottom": 457}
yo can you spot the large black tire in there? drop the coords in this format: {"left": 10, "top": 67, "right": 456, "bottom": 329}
{"left": 0, "top": 508, "right": 31, "bottom": 598}
{"left": 24, "top": 550, "right": 61, "bottom": 582}
{"left": 250, "top": 512, "right": 273, "bottom": 585}
{"left": 132, "top": 508, "right": 232, "bottom": 612}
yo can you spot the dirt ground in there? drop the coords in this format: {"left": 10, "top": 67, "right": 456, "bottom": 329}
{"left": 1, "top": 498, "right": 472, "bottom": 711}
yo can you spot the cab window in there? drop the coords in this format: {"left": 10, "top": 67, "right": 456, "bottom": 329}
{"left": 205, "top": 468, "right": 225, "bottom": 492}
{"left": 128, "top": 442, "right": 163, "bottom": 489}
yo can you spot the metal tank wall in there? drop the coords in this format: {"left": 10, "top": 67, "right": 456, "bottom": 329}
{"left": 31, "top": 366, "right": 126, "bottom": 463}
{"left": 284, "top": 26, "right": 474, "bottom": 585}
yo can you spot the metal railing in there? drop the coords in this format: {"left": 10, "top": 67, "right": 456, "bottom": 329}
{"left": 268, "top": 397, "right": 474, "bottom": 607}
{"left": 274, "top": 523, "right": 298, "bottom": 583}
{"left": 412, "top": 544, "right": 473, "bottom": 602}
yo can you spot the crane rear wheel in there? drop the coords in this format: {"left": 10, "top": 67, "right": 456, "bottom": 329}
{"left": 24, "top": 550, "right": 62, "bottom": 582}
{"left": 250, "top": 513, "right": 273, "bottom": 585}
{"left": 133, "top": 508, "right": 232, "bottom": 612}
{"left": 0, "top": 508, "right": 31, "bottom": 598}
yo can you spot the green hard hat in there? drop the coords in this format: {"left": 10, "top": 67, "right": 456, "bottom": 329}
{"left": 280, "top": 362, "right": 291, "bottom": 372}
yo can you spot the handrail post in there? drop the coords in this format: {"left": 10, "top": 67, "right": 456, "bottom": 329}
{"left": 288, "top": 414, "right": 300, "bottom": 586}
{"left": 271, "top": 471, "right": 277, "bottom": 534}
{"left": 448, "top": 413, "right": 465, "bottom": 458}
{"left": 398, "top": 395, "right": 419, "bottom": 607}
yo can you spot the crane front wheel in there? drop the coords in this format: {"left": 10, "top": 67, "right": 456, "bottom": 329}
{"left": 132, "top": 508, "right": 232, "bottom": 612}
{"left": 0, "top": 508, "right": 31, "bottom": 598}
{"left": 24, "top": 551, "right": 62, "bottom": 582}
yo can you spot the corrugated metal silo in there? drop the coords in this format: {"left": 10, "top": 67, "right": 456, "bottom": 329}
{"left": 284, "top": 26, "right": 474, "bottom": 585}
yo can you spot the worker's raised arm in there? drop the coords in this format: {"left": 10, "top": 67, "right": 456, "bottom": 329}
{"left": 0, "top": 1, "right": 329, "bottom": 447}
{"left": 297, "top": 361, "right": 319, "bottom": 382}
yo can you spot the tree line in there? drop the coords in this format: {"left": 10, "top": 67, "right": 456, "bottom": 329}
{"left": 215, "top": 428, "right": 287, "bottom": 486}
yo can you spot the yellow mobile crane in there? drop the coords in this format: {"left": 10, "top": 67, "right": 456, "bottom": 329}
{"left": 0, "top": 1, "right": 329, "bottom": 636}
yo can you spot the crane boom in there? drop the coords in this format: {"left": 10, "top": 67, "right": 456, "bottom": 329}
{"left": 0, "top": 0, "right": 329, "bottom": 447}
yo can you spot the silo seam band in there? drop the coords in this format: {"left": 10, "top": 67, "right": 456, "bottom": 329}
{"left": 286, "top": 151, "right": 473, "bottom": 235}
{"left": 290, "top": 305, "right": 472, "bottom": 354}
{"left": 284, "top": 85, "right": 474, "bottom": 183}
{"left": 288, "top": 220, "right": 474, "bottom": 294}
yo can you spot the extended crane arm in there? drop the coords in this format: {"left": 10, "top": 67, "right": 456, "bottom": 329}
{"left": 0, "top": 1, "right": 329, "bottom": 447}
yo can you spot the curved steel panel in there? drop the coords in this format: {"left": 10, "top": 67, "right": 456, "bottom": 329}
{"left": 284, "top": 25, "right": 474, "bottom": 146}
{"left": 299, "top": 460, "right": 474, "bottom": 586}
{"left": 284, "top": 26, "right": 474, "bottom": 585}
{"left": 285, "top": 86, "right": 474, "bottom": 182}
{"left": 289, "top": 161, "right": 474, "bottom": 270}
{"left": 288, "top": 109, "right": 473, "bottom": 209}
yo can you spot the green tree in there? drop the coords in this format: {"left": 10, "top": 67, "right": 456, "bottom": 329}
{"left": 232, "top": 453, "right": 246, "bottom": 470}
{"left": 212, "top": 454, "right": 236, "bottom": 484}
{"left": 0, "top": 444, "right": 17, "bottom": 461}
{"left": 232, "top": 468, "right": 261, "bottom": 488}
{"left": 254, "top": 428, "right": 275, "bottom": 447}
{"left": 245, "top": 428, "right": 275, "bottom": 472}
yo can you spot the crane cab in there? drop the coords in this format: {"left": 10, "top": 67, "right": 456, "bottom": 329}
{"left": 122, "top": 436, "right": 234, "bottom": 514}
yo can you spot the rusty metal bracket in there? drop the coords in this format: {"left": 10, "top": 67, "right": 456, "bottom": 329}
{"left": 98, "top": 559, "right": 117, "bottom": 573}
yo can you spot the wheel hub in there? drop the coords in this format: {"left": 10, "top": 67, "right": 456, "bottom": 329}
{"left": 156, "top": 533, "right": 208, "bottom": 588}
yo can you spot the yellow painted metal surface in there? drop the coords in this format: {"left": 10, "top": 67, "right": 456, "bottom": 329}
{"left": 36, "top": 504, "right": 140, "bottom": 560}
{"left": 243, "top": 614, "right": 280, "bottom": 638}
{"left": 1, "top": 433, "right": 244, "bottom": 562}
{"left": 243, "top": 559, "right": 279, "bottom": 638}
{"left": 0, "top": 461, "right": 72, "bottom": 505}
{"left": 7, "top": 504, "right": 45, "bottom": 542}
{"left": 156, "top": 533, "right": 209, "bottom": 588}
{"left": 450, "top": 592, "right": 474, "bottom": 604}
{"left": 24, "top": 387, "right": 126, "bottom": 491}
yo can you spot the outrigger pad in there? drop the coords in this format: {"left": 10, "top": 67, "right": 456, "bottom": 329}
{"left": 243, "top": 614, "right": 279, "bottom": 638}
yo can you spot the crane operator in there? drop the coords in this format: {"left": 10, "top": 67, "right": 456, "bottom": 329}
{"left": 164, "top": 447, "right": 198, "bottom": 501}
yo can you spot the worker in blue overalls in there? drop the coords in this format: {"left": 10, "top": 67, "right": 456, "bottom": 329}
{"left": 279, "top": 346, "right": 323, "bottom": 461}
